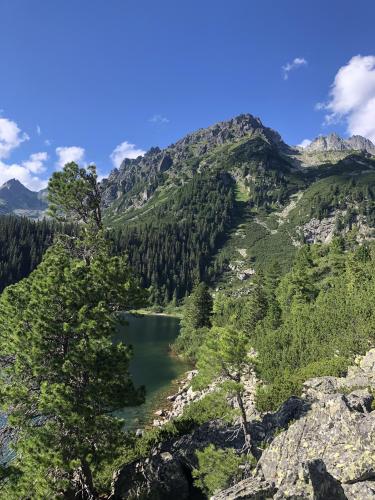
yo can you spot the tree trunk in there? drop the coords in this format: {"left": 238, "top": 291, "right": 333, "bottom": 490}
{"left": 77, "top": 459, "right": 97, "bottom": 500}
{"left": 236, "top": 391, "right": 252, "bottom": 451}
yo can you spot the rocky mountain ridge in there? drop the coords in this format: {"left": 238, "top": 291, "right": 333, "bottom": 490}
{"left": 101, "top": 113, "right": 287, "bottom": 215}
{"left": 100, "top": 115, "right": 375, "bottom": 228}
{"left": 305, "top": 132, "right": 375, "bottom": 154}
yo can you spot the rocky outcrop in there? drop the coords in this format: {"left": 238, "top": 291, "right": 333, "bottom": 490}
{"left": 152, "top": 366, "right": 259, "bottom": 427}
{"left": 214, "top": 349, "right": 375, "bottom": 499}
{"left": 301, "top": 211, "right": 374, "bottom": 244}
{"left": 112, "top": 351, "right": 375, "bottom": 499}
{"left": 111, "top": 398, "right": 308, "bottom": 499}
{"left": 305, "top": 132, "right": 375, "bottom": 155}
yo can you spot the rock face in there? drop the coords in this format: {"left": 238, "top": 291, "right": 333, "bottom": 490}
{"left": 110, "top": 398, "right": 308, "bottom": 499}
{"left": 111, "top": 351, "right": 375, "bottom": 499}
{"left": 301, "top": 211, "right": 374, "bottom": 245}
{"left": 100, "top": 114, "right": 287, "bottom": 213}
{"left": 214, "top": 349, "right": 375, "bottom": 500}
{"left": 305, "top": 132, "right": 375, "bottom": 155}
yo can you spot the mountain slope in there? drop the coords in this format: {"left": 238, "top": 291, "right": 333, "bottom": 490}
{"left": 0, "top": 179, "right": 48, "bottom": 219}
{"left": 101, "top": 114, "right": 375, "bottom": 302}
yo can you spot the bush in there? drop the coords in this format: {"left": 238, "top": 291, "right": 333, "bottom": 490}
{"left": 182, "top": 390, "right": 236, "bottom": 425}
{"left": 255, "top": 356, "right": 349, "bottom": 412}
{"left": 192, "top": 445, "right": 253, "bottom": 496}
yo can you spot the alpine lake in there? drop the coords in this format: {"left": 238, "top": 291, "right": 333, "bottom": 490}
{"left": 113, "top": 314, "right": 191, "bottom": 429}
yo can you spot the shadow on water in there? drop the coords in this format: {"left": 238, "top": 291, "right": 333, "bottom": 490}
{"left": 113, "top": 314, "right": 190, "bottom": 429}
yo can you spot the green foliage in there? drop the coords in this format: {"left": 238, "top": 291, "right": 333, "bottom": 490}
{"left": 0, "top": 215, "right": 76, "bottom": 293}
{"left": 184, "top": 282, "right": 213, "bottom": 330}
{"left": 0, "top": 164, "right": 146, "bottom": 498}
{"left": 194, "top": 326, "right": 253, "bottom": 448}
{"left": 192, "top": 445, "right": 252, "bottom": 496}
{"left": 111, "top": 171, "right": 235, "bottom": 303}
{"left": 255, "top": 357, "right": 348, "bottom": 412}
{"left": 194, "top": 327, "right": 250, "bottom": 390}
{"left": 48, "top": 162, "right": 102, "bottom": 228}
{"left": 173, "top": 282, "right": 213, "bottom": 361}
{"left": 182, "top": 390, "right": 236, "bottom": 425}
{"left": 253, "top": 242, "right": 375, "bottom": 411}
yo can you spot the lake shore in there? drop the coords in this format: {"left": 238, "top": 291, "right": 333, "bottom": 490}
{"left": 129, "top": 308, "right": 183, "bottom": 319}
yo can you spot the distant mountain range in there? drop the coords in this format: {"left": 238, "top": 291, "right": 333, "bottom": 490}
{"left": 304, "top": 132, "right": 375, "bottom": 154}
{"left": 1, "top": 113, "right": 375, "bottom": 300}
{"left": 0, "top": 178, "right": 48, "bottom": 219}
{"left": 1, "top": 117, "right": 375, "bottom": 220}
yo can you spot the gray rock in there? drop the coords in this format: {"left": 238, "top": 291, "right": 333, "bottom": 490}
{"left": 110, "top": 449, "right": 190, "bottom": 500}
{"left": 216, "top": 391, "right": 375, "bottom": 499}
{"left": 113, "top": 350, "right": 375, "bottom": 499}
{"left": 212, "top": 473, "right": 276, "bottom": 499}
{"left": 343, "top": 481, "right": 375, "bottom": 499}
{"left": 306, "top": 132, "right": 375, "bottom": 154}
{"left": 111, "top": 397, "right": 308, "bottom": 499}
{"left": 214, "top": 351, "right": 375, "bottom": 499}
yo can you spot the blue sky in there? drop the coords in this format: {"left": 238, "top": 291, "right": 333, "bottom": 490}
{"left": 1, "top": 0, "right": 375, "bottom": 189}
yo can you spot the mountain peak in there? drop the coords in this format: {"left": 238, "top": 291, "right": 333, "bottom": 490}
{"left": 1, "top": 178, "right": 27, "bottom": 190}
{"left": 305, "top": 133, "right": 375, "bottom": 154}
{"left": 0, "top": 178, "right": 47, "bottom": 214}
{"left": 169, "top": 113, "right": 286, "bottom": 154}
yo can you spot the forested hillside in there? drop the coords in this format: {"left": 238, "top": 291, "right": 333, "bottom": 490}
{"left": 101, "top": 115, "right": 375, "bottom": 303}
{"left": 111, "top": 171, "right": 235, "bottom": 302}
{"left": 109, "top": 234, "right": 375, "bottom": 499}
{"left": 1, "top": 115, "right": 375, "bottom": 305}
{"left": 0, "top": 216, "right": 75, "bottom": 292}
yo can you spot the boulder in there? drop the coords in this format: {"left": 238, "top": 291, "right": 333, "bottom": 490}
{"left": 111, "top": 399, "right": 308, "bottom": 499}
{"left": 110, "top": 451, "right": 190, "bottom": 500}
{"left": 214, "top": 390, "right": 375, "bottom": 499}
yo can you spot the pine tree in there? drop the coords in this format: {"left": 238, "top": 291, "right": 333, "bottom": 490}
{"left": 240, "top": 273, "right": 268, "bottom": 336}
{"left": 184, "top": 282, "right": 213, "bottom": 330}
{"left": 194, "top": 327, "right": 253, "bottom": 451}
{"left": 0, "top": 163, "right": 145, "bottom": 499}
{"left": 173, "top": 282, "right": 213, "bottom": 361}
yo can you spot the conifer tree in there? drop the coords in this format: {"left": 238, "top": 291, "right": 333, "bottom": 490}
{"left": 194, "top": 326, "right": 253, "bottom": 450}
{"left": 184, "top": 282, "right": 213, "bottom": 330}
{"left": 0, "top": 163, "right": 145, "bottom": 499}
{"left": 173, "top": 282, "right": 213, "bottom": 361}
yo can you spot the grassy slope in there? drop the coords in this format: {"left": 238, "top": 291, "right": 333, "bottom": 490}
{"left": 103, "top": 135, "right": 375, "bottom": 294}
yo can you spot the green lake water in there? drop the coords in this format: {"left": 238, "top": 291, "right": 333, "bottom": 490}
{"left": 113, "top": 314, "right": 190, "bottom": 429}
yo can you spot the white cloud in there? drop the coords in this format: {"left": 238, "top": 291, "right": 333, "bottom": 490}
{"left": 0, "top": 116, "right": 49, "bottom": 190}
{"left": 0, "top": 117, "right": 29, "bottom": 159}
{"left": 149, "top": 114, "right": 170, "bottom": 124}
{"left": 0, "top": 151, "right": 49, "bottom": 191}
{"left": 44, "top": 139, "right": 51, "bottom": 146}
{"left": 318, "top": 55, "right": 375, "bottom": 142}
{"left": 55, "top": 146, "right": 85, "bottom": 169}
{"left": 110, "top": 141, "right": 146, "bottom": 168}
{"left": 36, "top": 124, "right": 41, "bottom": 136}
{"left": 297, "top": 139, "right": 312, "bottom": 148}
{"left": 282, "top": 57, "right": 308, "bottom": 80}
{"left": 22, "top": 152, "right": 48, "bottom": 174}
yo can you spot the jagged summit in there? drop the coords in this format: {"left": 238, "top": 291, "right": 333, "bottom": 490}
{"left": 0, "top": 178, "right": 47, "bottom": 215}
{"left": 305, "top": 132, "right": 375, "bottom": 155}
{"left": 101, "top": 113, "right": 288, "bottom": 209}
{"left": 171, "top": 113, "right": 285, "bottom": 151}
{"left": 0, "top": 178, "right": 28, "bottom": 190}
